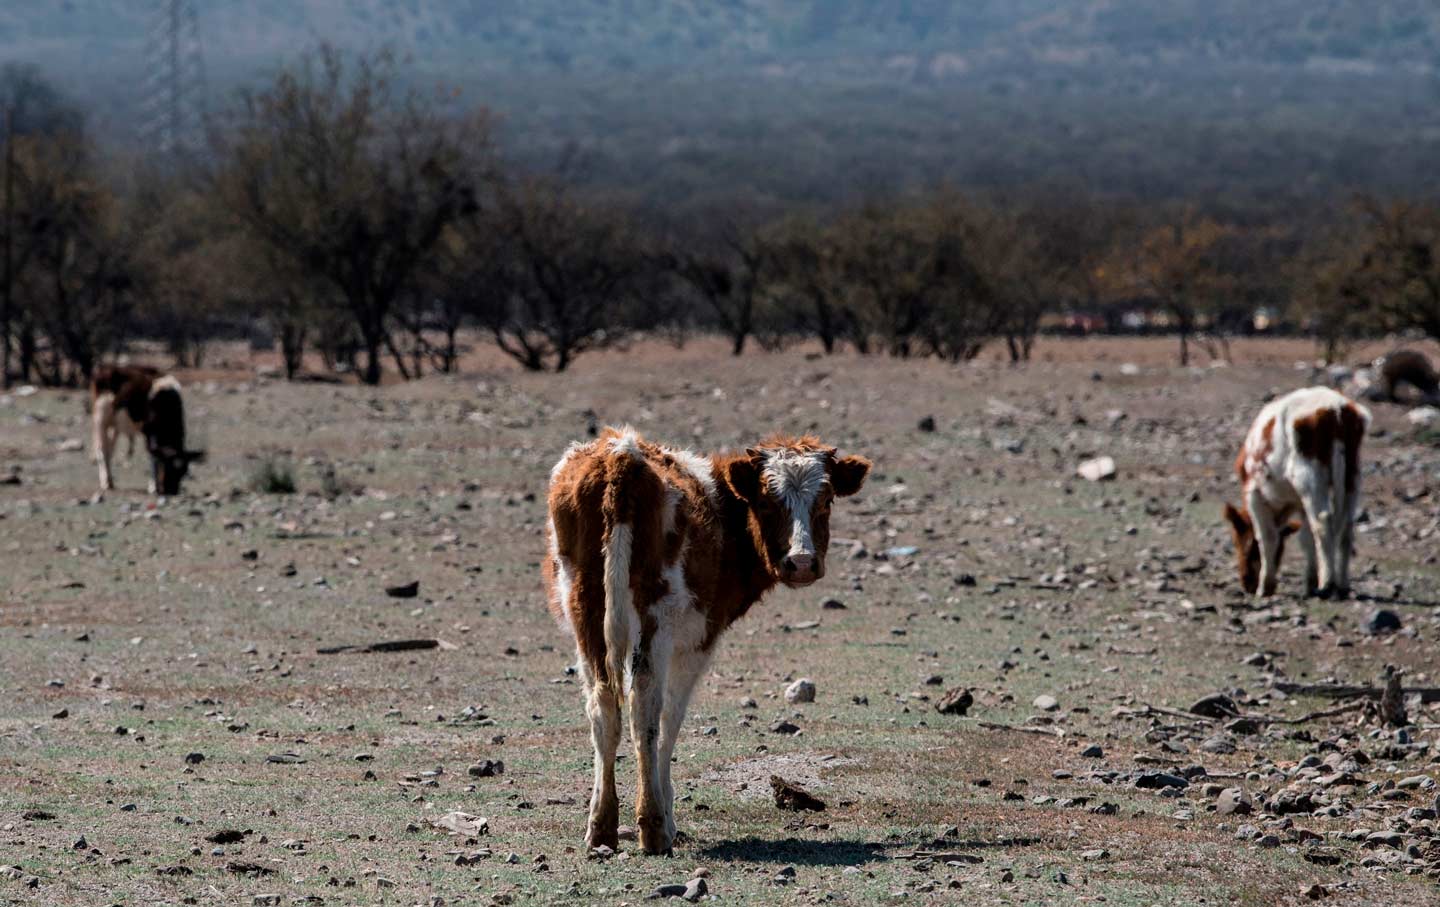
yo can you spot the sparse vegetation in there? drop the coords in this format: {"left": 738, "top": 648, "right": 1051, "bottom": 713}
{"left": 248, "top": 453, "right": 297, "bottom": 494}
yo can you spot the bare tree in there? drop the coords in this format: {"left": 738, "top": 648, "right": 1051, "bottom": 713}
{"left": 764, "top": 216, "right": 849, "bottom": 354}
{"left": 478, "top": 179, "right": 646, "bottom": 372}
{"left": 669, "top": 219, "right": 772, "bottom": 356}
{"left": 1122, "top": 210, "right": 1239, "bottom": 365}
{"left": 1352, "top": 198, "right": 1440, "bottom": 342}
{"left": 216, "top": 46, "right": 487, "bottom": 384}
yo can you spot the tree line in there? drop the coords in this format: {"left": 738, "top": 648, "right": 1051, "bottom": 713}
{"left": 3, "top": 49, "right": 1440, "bottom": 388}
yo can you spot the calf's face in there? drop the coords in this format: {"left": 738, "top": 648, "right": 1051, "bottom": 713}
{"left": 1222, "top": 503, "right": 1297, "bottom": 594}
{"left": 723, "top": 442, "right": 870, "bottom": 587}
{"left": 151, "top": 447, "right": 205, "bottom": 496}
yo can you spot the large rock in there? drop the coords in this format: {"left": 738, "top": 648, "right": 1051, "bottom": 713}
{"left": 785, "top": 678, "right": 817, "bottom": 703}
{"left": 1076, "top": 457, "right": 1117, "bottom": 482}
{"left": 770, "top": 775, "right": 826, "bottom": 811}
{"left": 1217, "top": 788, "right": 1252, "bottom": 816}
{"left": 934, "top": 688, "right": 974, "bottom": 716}
{"left": 1365, "top": 609, "right": 1402, "bottom": 634}
{"left": 1189, "top": 693, "right": 1240, "bottom": 718}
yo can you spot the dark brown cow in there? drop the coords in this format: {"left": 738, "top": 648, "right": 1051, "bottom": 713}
{"left": 545, "top": 427, "right": 870, "bottom": 854}
{"left": 1372, "top": 349, "right": 1440, "bottom": 404}
{"left": 91, "top": 365, "right": 204, "bottom": 495}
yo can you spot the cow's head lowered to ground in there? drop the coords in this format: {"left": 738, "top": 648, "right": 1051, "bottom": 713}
{"left": 720, "top": 437, "right": 870, "bottom": 587}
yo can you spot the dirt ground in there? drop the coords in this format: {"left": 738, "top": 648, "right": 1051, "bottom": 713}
{"left": 3, "top": 336, "right": 1440, "bottom": 906}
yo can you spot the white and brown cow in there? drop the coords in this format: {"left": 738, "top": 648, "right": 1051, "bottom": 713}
{"left": 1223, "top": 387, "right": 1369, "bottom": 599}
{"left": 545, "top": 427, "right": 870, "bottom": 855}
{"left": 91, "top": 364, "right": 204, "bottom": 496}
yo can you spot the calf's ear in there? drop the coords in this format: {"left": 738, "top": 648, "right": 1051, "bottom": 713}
{"left": 722, "top": 455, "right": 761, "bottom": 503}
{"left": 831, "top": 454, "right": 871, "bottom": 497}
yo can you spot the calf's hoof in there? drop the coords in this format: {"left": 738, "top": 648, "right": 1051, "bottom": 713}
{"left": 637, "top": 815, "right": 674, "bottom": 856}
{"left": 585, "top": 824, "right": 619, "bottom": 852}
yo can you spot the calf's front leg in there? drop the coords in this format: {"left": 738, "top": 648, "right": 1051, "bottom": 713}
{"left": 1247, "top": 492, "right": 1281, "bottom": 598}
{"left": 93, "top": 397, "right": 116, "bottom": 492}
{"left": 656, "top": 649, "right": 710, "bottom": 847}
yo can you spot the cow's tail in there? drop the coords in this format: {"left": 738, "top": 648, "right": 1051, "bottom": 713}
{"left": 600, "top": 428, "right": 644, "bottom": 701}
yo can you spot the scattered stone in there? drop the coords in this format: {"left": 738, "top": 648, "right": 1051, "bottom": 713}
{"left": 917, "top": 416, "right": 936, "bottom": 433}
{"left": 770, "top": 775, "right": 826, "bottom": 812}
{"left": 1365, "top": 610, "right": 1402, "bottom": 634}
{"left": 647, "top": 883, "right": 688, "bottom": 900}
{"left": 1135, "top": 772, "right": 1189, "bottom": 790}
{"left": 683, "top": 878, "right": 708, "bottom": 902}
{"left": 184, "top": 752, "right": 205, "bottom": 764}
{"left": 1200, "top": 735, "right": 1236, "bottom": 754}
{"left": 770, "top": 720, "right": 801, "bottom": 736}
{"left": 1406, "top": 406, "right": 1440, "bottom": 426}
{"left": 1080, "top": 745, "right": 1103, "bottom": 759}
{"left": 429, "top": 811, "right": 489, "bottom": 837}
{"left": 1269, "top": 787, "right": 1315, "bottom": 815}
{"left": 785, "top": 679, "right": 816, "bottom": 704}
{"left": 385, "top": 580, "right": 420, "bottom": 599}
{"left": 1217, "top": 788, "right": 1252, "bottom": 816}
{"left": 935, "top": 688, "right": 974, "bottom": 716}
{"left": 1076, "top": 456, "right": 1116, "bottom": 482}
{"left": 1032, "top": 694, "right": 1058, "bottom": 712}
{"left": 206, "top": 830, "right": 247, "bottom": 844}
{"left": 468, "top": 760, "right": 505, "bottom": 778}
{"left": 1080, "top": 849, "right": 1109, "bottom": 861}
{"left": 1301, "top": 883, "right": 1328, "bottom": 900}
{"left": 1225, "top": 717, "right": 1261, "bottom": 735}
{"left": 821, "top": 598, "right": 846, "bottom": 610}
{"left": 1188, "top": 693, "right": 1240, "bottom": 718}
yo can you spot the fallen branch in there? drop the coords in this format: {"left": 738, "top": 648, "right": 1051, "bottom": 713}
{"left": 316, "top": 638, "right": 457, "bottom": 654}
{"left": 975, "top": 720, "right": 1065, "bottom": 738}
{"left": 1136, "top": 704, "right": 1216, "bottom": 723}
{"left": 1253, "top": 702, "right": 1366, "bottom": 725}
{"left": 896, "top": 851, "right": 983, "bottom": 863}
{"left": 1273, "top": 681, "right": 1440, "bottom": 704}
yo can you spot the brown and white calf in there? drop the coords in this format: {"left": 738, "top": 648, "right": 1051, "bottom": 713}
{"left": 1223, "top": 387, "right": 1369, "bottom": 599}
{"left": 91, "top": 365, "right": 204, "bottom": 496}
{"left": 545, "top": 427, "right": 870, "bottom": 855}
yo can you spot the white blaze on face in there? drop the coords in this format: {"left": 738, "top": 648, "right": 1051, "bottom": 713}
{"left": 759, "top": 449, "right": 828, "bottom": 559}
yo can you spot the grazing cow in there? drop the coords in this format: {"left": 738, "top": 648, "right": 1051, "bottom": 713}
{"left": 91, "top": 365, "right": 204, "bottom": 495}
{"left": 1223, "top": 387, "right": 1369, "bottom": 599}
{"left": 545, "top": 427, "right": 870, "bottom": 855}
{"left": 1370, "top": 349, "right": 1440, "bottom": 404}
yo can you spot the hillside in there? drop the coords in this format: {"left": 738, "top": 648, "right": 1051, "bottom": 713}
{"left": 5, "top": 2, "right": 1440, "bottom": 210}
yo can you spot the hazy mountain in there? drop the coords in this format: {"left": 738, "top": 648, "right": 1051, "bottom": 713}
{"left": 6, "top": 2, "right": 1440, "bottom": 210}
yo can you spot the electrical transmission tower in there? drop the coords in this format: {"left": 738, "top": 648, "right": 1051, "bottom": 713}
{"left": 142, "top": 0, "right": 207, "bottom": 159}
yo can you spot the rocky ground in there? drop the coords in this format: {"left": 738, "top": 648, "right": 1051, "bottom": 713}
{"left": 2, "top": 336, "right": 1439, "bottom": 906}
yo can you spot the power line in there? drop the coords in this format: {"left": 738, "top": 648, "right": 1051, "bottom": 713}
{"left": 141, "top": 0, "right": 207, "bottom": 159}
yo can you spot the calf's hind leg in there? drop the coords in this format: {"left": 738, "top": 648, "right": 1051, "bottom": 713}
{"left": 583, "top": 671, "right": 622, "bottom": 850}
{"left": 630, "top": 642, "right": 672, "bottom": 855}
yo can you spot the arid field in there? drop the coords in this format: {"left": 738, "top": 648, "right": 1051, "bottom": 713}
{"left": 3, "top": 336, "right": 1440, "bottom": 906}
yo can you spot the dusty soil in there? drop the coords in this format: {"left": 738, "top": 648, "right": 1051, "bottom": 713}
{"left": 2, "top": 336, "right": 1439, "bottom": 906}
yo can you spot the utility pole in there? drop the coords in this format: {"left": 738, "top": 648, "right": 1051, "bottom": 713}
{"left": 142, "top": 0, "right": 206, "bottom": 160}
{"left": 2, "top": 106, "right": 13, "bottom": 389}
